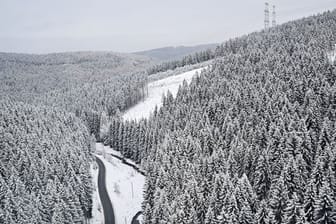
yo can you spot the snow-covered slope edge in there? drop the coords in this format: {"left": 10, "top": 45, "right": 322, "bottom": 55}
{"left": 123, "top": 66, "right": 207, "bottom": 121}
{"left": 90, "top": 164, "right": 104, "bottom": 224}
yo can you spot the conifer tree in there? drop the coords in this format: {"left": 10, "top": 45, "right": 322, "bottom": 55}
{"left": 283, "top": 193, "right": 305, "bottom": 224}
{"left": 313, "top": 180, "right": 336, "bottom": 224}
{"left": 255, "top": 200, "right": 269, "bottom": 224}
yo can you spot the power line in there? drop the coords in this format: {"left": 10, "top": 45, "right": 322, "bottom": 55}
{"left": 264, "top": 2, "right": 270, "bottom": 29}
{"left": 272, "top": 5, "right": 276, "bottom": 27}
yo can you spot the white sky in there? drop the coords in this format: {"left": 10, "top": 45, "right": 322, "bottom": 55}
{"left": 0, "top": 0, "right": 335, "bottom": 53}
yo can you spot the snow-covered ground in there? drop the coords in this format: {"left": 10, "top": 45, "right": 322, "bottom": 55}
{"left": 89, "top": 164, "right": 104, "bottom": 224}
{"left": 97, "top": 143, "right": 142, "bottom": 170}
{"left": 96, "top": 143, "right": 145, "bottom": 224}
{"left": 123, "top": 67, "right": 207, "bottom": 121}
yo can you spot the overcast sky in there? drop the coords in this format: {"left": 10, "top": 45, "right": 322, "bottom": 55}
{"left": 0, "top": 0, "right": 335, "bottom": 54}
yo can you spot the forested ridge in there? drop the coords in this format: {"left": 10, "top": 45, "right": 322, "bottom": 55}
{"left": 135, "top": 43, "right": 217, "bottom": 61}
{"left": 146, "top": 48, "right": 214, "bottom": 75}
{"left": 105, "top": 10, "right": 336, "bottom": 223}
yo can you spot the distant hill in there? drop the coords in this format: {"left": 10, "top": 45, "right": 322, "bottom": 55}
{"left": 0, "top": 51, "right": 153, "bottom": 117}
{"left": 0, "top": 51, "right": 152, "bottom": 71}
{"left": 134, "top": 43, "right": 218, "bottom": 61}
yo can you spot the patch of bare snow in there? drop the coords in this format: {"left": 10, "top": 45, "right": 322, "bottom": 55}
{"left": 123, "top": 66, "right": 207, "bottom": 121}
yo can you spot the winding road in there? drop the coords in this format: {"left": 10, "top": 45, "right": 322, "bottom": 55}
{"left": 95, "top": 156, "right": 115, "bottom": 224}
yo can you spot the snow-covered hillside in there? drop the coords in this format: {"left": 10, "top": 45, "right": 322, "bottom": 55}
{"left": 93, "top": 67, "right": 208, "bottom": 224}
{"left": 96, "top": 143, "right": 145, "bottom": 224}
{"left": 123, "top": 67, "right": 207, "bottom": 121}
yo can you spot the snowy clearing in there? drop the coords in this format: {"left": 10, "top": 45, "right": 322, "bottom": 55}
{"left": 89, "top": 164, "right": 104, "bottom": 224}
{"left": 123, "top": 66, "right": 207, "bottom": 121}
{"left": 96, "top": 143, "right": 145, "bottom": 224}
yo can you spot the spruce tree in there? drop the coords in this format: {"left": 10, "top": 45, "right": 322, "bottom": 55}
{"left": 313, "top": 180, "right": 336, "bottom": 224}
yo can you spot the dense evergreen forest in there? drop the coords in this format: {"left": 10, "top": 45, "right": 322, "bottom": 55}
{"left": 0, "top": 52, "right": 153, "bottom": 223}
{"left": 0, "top": 52, "right": 152, "bottom": 139}
{"left": 105, "top": 10, "right": 336, "bottom": 223}
{"left": 0, "top": 100, "right": 92, "bottom": 223}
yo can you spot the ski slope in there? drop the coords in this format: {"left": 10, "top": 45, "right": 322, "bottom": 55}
{"left": 95, "top": 143, "right": 145, "bottom": 224}
{"left": 123, "top": 67, "right": 206, "bottom": 121}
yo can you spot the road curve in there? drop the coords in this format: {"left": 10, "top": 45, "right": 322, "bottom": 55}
{"left": 131, "top": 211, "right": 142, "bottom": 224}
{"left": 95, "top": 156, "right": 115, "bottom": 224}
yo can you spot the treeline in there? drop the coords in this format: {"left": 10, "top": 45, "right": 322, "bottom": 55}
{"left": 105, "top": 10, "right": 336, "bottom": 223}
{"left": 0, "top": 100, "right": 93, "bottom": 223}
{"left": 147, "top": 49, "right": 214, "bottom": 75}
{"left": 102, "top": 116, "right": 160, "bottom": 164}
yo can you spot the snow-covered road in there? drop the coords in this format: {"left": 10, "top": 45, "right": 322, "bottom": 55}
{"left": 96, "top": 143, "right": 145, "bottom": 224}
{"left": 95, "top": 156, "right": 115, "bottom": 224}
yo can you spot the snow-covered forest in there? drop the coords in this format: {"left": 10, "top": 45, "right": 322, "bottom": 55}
{"left": 102, "top": 10, "right": 336, "bottom": 223}
{"left": 0, "top": 52, "right": 153, "bottom": 223}
{"left": 1, "top": 4, "right": 336, "bottom": 224}
{"left": 0, "top": 52, "right": 152, "bottom": 139}
{"left": 146, "top": 49, "right": 214, "bottom": 75}
{"left": 0, "top": 101, "right": 92, "bottom": 223}
{"left": 0, "top": 38, "right": 216, "bottom": 223}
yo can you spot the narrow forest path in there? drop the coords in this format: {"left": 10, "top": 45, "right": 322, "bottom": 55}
{"left": 95, "top": 156, "right": 115, "bottom": 224}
